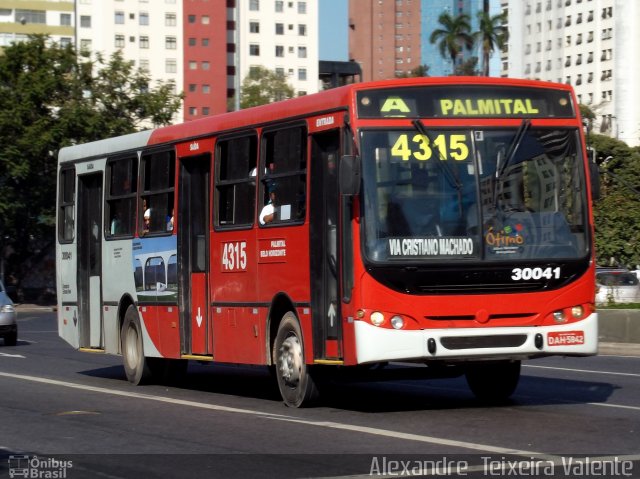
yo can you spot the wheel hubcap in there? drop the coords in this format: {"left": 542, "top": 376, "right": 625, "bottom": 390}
{"left": 125, "top": 326, "right": 139, "bottom": 369}
{"left": 278, "top": 334, "right": 303, "bottom": 387}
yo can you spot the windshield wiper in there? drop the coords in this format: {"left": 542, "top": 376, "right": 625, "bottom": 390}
{"left": 497, "top": 119, "right": 531, "bottom": 178}
{"left": 411, "top": 119, "right": 462, "bottom": 191}
{"left": 493, "top": 119, "right": 532, "bottom": 212}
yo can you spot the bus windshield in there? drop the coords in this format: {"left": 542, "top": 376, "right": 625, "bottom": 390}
{"left": 361, "top": 127, "right": 588, "bottom": 263}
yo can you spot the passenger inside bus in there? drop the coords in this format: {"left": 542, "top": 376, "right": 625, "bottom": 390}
{"left": 143, "top": 209, "right": 151, "bottom": 234}
{"left": 259, "top": 182, "right": 278, "bottom": 225}
{"left": 142, "top": 199, "right": 151, "bottom": 234}
{"left": 166, "top": 208, "right": 174, "bottom": 231}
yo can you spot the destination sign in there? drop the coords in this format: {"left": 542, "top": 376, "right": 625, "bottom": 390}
{"left": 356, "top": 85, "right": 575, "bottom": 119}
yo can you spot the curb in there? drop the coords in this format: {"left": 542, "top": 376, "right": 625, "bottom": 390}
{"left": 15, "top": 304, "right": 56, "bottom": 312}
{"left": 598, "top": 342, "right": 640, "bottom": 357}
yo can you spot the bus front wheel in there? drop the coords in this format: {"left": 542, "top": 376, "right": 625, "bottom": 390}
{"left": 121, "top": 305, "right": 153, "bottom": 385}
{"left": 273, "top": 312, "right": 319, "bottom": 407}
{"left": 465, "top": 360, "right": 521, "bottom": 403}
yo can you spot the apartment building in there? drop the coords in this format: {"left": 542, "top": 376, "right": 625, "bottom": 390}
{"left": 182, "top": 1, "right": 227, "bottom": 120}
{"left": 0, "top": 0, "right": 74, "bottom": 47}
{"left": 504, "top": 0, "right": 639, "bottom": 146}
{"left": 348, "top": 0, "right": 422, "bottom": 81}
{"left": 349, "top": 0, "right": 504, "bottom": 80}
{"left": 2, "top": 1, "right": 318, "bottom": 122}
{"left": 74, "top": 0, "right": 185, "bottom": 121}
{"left": 238, "top": 0, "right": 318, "bottom": 97}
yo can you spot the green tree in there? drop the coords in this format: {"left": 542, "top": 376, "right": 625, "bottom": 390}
{"left": 395, "top": 64, "right": 430, "bottom": 78}
{"left": 454, "top": 57, "right": 480, "bottom": 76}
{"left": 579, "top": 103, "right": 597, "bottom": 148}
{"left": 429, "top": 13, "right": 474, "bottom": 74}
{"left": 590, "top": 133, "right": 640, "bottom": 268}
{"left": 240, "top": 66, "right": 295, "bottom": 109}
{"left": 474, "top": 10, "right": 508, "bottom": 76}
{"left": 0, "top": 35, "right": 182, "bottom": 292}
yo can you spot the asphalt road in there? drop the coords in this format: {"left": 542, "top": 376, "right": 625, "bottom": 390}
{"left": 0, "top": 310, "right": 639, "bottom": 478}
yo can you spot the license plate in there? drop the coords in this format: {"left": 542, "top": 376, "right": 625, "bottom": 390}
{"left": 547, "top": 331, "right": 585, "bottom": 346}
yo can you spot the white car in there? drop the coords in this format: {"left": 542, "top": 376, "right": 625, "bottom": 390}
{"left": 0, "top": 280, "right": 17, "bottom": 346}
{"left": 595, "top": 269, "right": 640, "bottom": 304}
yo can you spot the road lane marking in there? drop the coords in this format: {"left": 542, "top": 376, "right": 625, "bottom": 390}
{"left": 0, "top": 371, "right": 545, "bottom": 456}
{"left": 261, "top": 415, "right": 543, "bottom": 455}
{"left": 0, "top": 352, "right": 25, "bottom": 358}
{"left": 524, "top": 364, "right": 640, "bottom": 378}
{"left": 587, "top": 402, "right": 640, "bottom": 412}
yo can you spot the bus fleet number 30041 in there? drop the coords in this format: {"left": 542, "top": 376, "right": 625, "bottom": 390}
{"left": 511, "top": 267, "right": 561, "bottom": 281}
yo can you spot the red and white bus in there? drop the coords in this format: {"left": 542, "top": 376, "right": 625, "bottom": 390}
{"left": 56, "top": 77, "right": 598, "bottom": 407}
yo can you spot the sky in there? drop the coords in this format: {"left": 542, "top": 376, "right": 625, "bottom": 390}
{"left": 318, "top": 0, "right": 348, "bottom": 61}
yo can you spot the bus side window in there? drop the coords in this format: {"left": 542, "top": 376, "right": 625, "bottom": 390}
{"left": 106, "top": 156, "right": 137, "bottom": 238}
{"left": 215, "top": 133, "right": 257, "bottom": 228}
{"left": 58, "top": 167, "right": 76, "bottom": 243}
{"left": 140, "top": 150, "right": 175, "bottom": 236}
{"left": 260, "top": 124, "right": 307, "bottom": 225}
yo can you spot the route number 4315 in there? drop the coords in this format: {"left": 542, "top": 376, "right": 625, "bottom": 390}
{"left": 222, "top": 241, "right": 247, "bottom": 271}
{"left": 511, "top": 267, "right": 561, "bottom": 281}
{"left": 391, "top": 133, "right": 470, "bottom": 162}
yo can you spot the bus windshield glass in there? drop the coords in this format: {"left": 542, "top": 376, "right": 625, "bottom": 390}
{"left": 360, "top": 127, "right": 588, "bottom": 263}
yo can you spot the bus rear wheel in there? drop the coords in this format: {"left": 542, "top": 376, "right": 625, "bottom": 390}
{"left": 465, "top": 360, "right": 521, "bottom": 403}
{"left": 121, "top": 305, "right": 153, "bottom": 385}
{"left": 273, "top": 312, "right": 319, "bottom": 407}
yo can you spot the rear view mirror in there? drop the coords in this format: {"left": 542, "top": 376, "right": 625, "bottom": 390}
{"left": 339, "top": 155, "right": 361, "bottom": 196}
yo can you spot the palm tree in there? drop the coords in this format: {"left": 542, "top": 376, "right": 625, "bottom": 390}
{"left": 429, "top": 13, "right": 474, "bottom": 74}
{"left": 474, "top": 10, "right": 508, "bottom": 76}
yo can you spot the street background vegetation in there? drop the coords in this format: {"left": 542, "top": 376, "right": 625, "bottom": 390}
{"left": 0, "top": 36, "right": 182, "bottom": 299}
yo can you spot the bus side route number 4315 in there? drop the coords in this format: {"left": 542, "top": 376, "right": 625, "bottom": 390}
{"left": 222, "top": 241, "right": 247, "bottom": 272}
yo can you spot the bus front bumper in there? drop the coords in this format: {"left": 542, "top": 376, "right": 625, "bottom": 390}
{"left": 354, "top": 313, "right": 598, "bottom": 364}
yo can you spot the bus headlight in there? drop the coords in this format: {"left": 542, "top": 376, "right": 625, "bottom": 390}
{"left": 370, "top": 311, "right": 385, "bottom": 326}
{"left": 552, "top": 310, "right": 567, "bottom": 323}
{"left": 571, "top": 305, "right": 585, "bottom": 319}
{"left": 390, "top": 316, "right": 404, "bottom": 329}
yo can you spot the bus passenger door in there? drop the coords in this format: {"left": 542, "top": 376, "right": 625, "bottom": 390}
{"left": 310, "top": 130, "right": 342, "bottom": 359}
{"left": 77, "top": 173, "right": 103, "bottom": 349}
{"left": 177, "top": 154, "right": 211, "bottom": 356}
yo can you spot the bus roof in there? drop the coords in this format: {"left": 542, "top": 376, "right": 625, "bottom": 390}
{"left": 149, "top": 76, "right": 573, "bottom": 145}
{"left": 58, "top": 130, "right": 153, "bottom": 164}
{"left": 58, "top": 76, "right": 575, "bottom": 164}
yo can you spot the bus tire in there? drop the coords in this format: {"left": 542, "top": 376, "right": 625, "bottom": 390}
{"left": 121, "top": 305, "right": 153, "bottom": 385}
{"left": 273, "top": 312, "right": 319, "bottom": 407}
{"left": 465, "top": 360, "right": 521, "bottom": 403}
